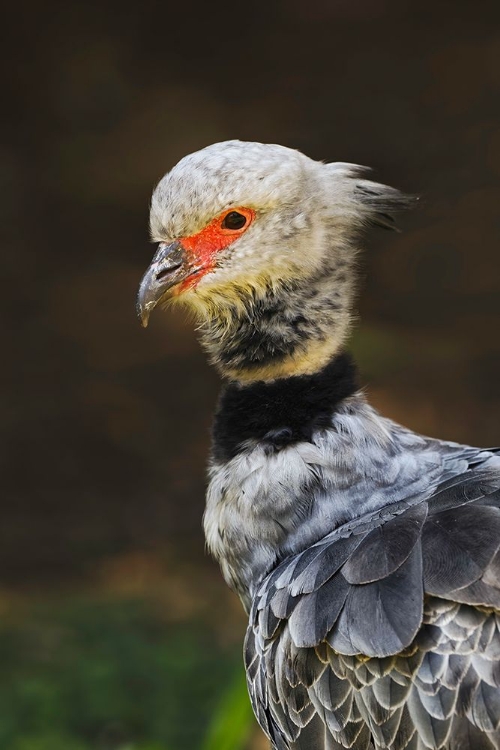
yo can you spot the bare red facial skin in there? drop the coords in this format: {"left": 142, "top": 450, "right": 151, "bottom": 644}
{"left": 172, "top": 207, "right": 255, "bottom": 294}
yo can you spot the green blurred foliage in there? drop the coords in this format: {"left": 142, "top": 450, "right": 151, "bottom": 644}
{"left": 0, "top": 597, "right": 253, "bottom": 750}
{"left": 202, "top": 670, "right": 254, "bottom": 750}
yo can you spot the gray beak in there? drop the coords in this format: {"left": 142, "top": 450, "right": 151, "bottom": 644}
{"left": 137, "top": 240, "right": 190, "bottom": 327}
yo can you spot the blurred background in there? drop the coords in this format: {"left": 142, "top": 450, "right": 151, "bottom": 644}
{"left": 2, "top": 0, "right": 500, "bottom": 747}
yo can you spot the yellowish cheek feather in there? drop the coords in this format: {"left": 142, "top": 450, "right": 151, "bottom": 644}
{"left": 169, "top": 269, "right": 352, "bottom": 383}
{"left": 225, "top": 333, "right": 350, "bottom": 383}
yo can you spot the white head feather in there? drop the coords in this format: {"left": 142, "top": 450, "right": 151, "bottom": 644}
{"left": 146, "top": 140, "right": 410, "bottom": 380}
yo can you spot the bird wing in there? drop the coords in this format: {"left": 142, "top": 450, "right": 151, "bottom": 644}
{"left": 245, "top": 449, "right": 500, "bottom": 749}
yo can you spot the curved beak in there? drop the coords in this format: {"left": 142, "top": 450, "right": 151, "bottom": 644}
{"left": 137, "top": 240, "right": 190, "bottom": 327}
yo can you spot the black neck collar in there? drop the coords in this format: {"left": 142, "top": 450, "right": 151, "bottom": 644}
{"left": 212, "top": 352, "right": 358, "bottom": 463}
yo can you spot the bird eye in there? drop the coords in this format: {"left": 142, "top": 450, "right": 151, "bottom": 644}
{"left": 221, "top": 211, "right": 247, "bottom": 230}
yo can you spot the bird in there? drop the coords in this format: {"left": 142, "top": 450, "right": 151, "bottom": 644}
{"left": 137, "top": 140, "right": 500, "bottom": 749}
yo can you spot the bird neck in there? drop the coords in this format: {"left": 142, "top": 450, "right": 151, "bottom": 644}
{"left": 212, "top": 351, "right": 358, "bottom": 463}
{"left": 197, "top": 262, "right": 355, "bottom": 383}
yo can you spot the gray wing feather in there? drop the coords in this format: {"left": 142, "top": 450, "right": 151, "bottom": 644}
{"left": 422, "top": 503, "right": 500, "bottom": 596}
{"left": 407, "top": 687, "right": 453, "bottom": 747}
{"left": 372, "top": 673, "right": 413, "bottom": 710}
{"left": 246, "top": 449, "right": 500, "bottom": 749}
{"left": 449, "top": 714, "right": 500, "bottom": 749}
{"left": 331, "top": 542, "right": 424, "bottom": 658}
{"left": 342, "top": 502, "right": 427, "bottom": 585}
{"left": 288, "top": 574, "right": 350, "bottom": 648}
{"left": 290, "top": 536, "right": 364, "bottom": 595}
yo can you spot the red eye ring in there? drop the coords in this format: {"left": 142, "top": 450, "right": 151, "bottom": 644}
{"left": 219, "top": 207, "right": 255, "bottom": 234}
{"left": 180, "top": 205, "right": 255, "bottom": 281}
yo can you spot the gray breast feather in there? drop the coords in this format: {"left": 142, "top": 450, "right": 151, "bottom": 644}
{"left": 246, "top": 452, "right": 500, "bottom": 749}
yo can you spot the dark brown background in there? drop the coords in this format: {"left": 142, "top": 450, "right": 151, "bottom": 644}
{"left": 2, "top": 1, "right": 500, "bottom": 747}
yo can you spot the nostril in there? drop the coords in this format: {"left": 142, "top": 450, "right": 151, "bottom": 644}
{"left": 156, "top": 261, "right": 182, "bottom": 282}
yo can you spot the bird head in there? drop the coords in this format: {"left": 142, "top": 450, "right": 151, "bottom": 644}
{"left": 138, "top": 140, "right": 410, "bottom": 380}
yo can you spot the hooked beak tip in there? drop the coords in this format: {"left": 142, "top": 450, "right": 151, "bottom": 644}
{"left": 138, "top": 302, "right": 151, "bottom": 328}
{"left": 137, "top": 239, "right": 188, "bottom": 328}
